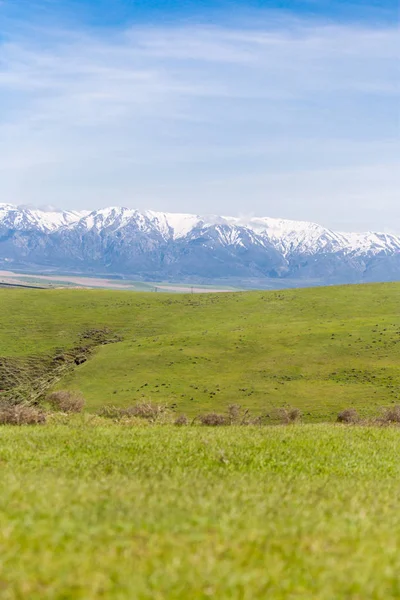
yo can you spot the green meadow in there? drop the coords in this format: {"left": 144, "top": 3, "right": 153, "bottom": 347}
{"left": 1, "top": 282, "right": 400, "bottom": 420}
{"left": 2, "top": 283, "right": 400, "bottom": 598}
{"left": 1, "top": 423, "right": 400, "bottom": 599}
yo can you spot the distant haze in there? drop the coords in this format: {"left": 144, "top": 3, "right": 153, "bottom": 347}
{"left": 0, "top": 0, "right": 398, "bottom": 233}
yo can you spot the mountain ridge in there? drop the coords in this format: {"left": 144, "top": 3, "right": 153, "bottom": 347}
{"left": 0, "top": 203, "right": 399, "bottom": 287}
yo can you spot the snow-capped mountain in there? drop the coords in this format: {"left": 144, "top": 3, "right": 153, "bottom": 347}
{"left": 0, "top": 203, "right": 399, "bottom": 287}
{"left": 0, "top": 204, "right": 85, "bottom": 233}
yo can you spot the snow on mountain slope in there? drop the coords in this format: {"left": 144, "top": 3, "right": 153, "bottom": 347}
{"left": 0, "top": 204, "right": 85, "bottom": 232}
{"left": 74, "top": 207, "right": 203, "bottom": 240}
{"left": 340, "top": 231, "right": 400, "bottom": 256}
{"left": 226, "top": 214, "right": 400, "bottom": 258}
{"left": 0, "top": 204, "right": 399, "bottom": 284}
{"left": 146, "top": 211, "right": 203, "bottom": 239}
{"left": 225, "top": 215, "right": 346, "bottom": 256}
{"left": 1, "top": 204, "right": 399, "bottom": 257}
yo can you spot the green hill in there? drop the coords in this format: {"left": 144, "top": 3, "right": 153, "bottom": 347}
{"left": 1, "top": 283, "right": 399, "bottom": 421}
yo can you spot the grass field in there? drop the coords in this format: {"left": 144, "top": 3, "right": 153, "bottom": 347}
{"left": 2, "top": 284, "right": 400, "bottom": 598}
{"left": 1, "top": 282, "right": 400, "bottom": 419}
{"left": 0, "top": 422, "right": 400, "bottom": 599}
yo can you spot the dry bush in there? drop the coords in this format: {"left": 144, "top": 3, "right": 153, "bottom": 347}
{"left": 226, "top": 404, "right": 253, "bottom": 425}
{"left": 174, "top": 414, "right": 189, "bottom": 426}
{"left": 129, "top": 402, "right": 169, "bottom": 422}
{"left": 98, "top": 402, "right": 170, "bottom": 423}
{"left": 97, "top": 405, "right": 124, "bottom": 420}
{"left": 47, "top": 390, "right": 85, "bottom": 413}
{"left": 226, "top": 404, "right": 242, "bottom": 424}
{"left": 337, "top": 408, "right": 359, "bottom": 424}
{"left": 199, "top": 413, "right": 227, "bottom": 426}
{"left": 0, "top": 403, "right": 46, "bottom": 425}
{"left": 278, "top": 407, "right": 302, "bottom": 424}
{"left": 381, "top": 405, "right": 400, "bottom": 424}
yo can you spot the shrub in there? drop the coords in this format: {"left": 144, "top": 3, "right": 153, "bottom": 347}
{"left": 199, "top": 413, "right": 227, "bottom": 426}
{"left": 278, "top": 407, "right": 302, "bottom": 424}
{"left": 174, "top": 414, "right": 189, "bottom": 426}
{"left": 129, "top": 402, "right": 169, "bottom": 422}
{"left": 337, "top": 408, "right": 359, "bottom": 424}
{"left": 0, "top": 403, "right": 46, "bottom": 425}
{"left": 381, "top": 405, "right": 400, "bottom": 424}
{"left": 97, "top": 405, "right": 124, "bottom": 419}
{"left": 47, "top": 390, "right": 85, "bottom": 413}
{"left": 226, "top": 404, "right": 241, "bottom": 424}
{"left": 98, "top": 402, "right": 170, "bottom": 423}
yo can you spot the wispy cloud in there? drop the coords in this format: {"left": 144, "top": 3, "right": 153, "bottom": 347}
{"left": 0, "top": 15, "right": 398, "bottom": 231}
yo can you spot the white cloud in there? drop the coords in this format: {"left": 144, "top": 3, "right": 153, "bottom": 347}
{"left": 0, "top": 17, "right": 398, "bottom": 231}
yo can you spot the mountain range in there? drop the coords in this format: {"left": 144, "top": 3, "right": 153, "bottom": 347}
{"left": 1, "top": 203, "right": 399, "bottom": 288}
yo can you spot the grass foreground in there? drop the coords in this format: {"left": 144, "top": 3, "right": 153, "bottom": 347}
{"left": 1, "top": 422, "right": 400, "bottom": 599}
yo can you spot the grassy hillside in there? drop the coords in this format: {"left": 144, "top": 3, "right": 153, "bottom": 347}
{"left": 2, "top": 423, "right": 400, "bottom": 599}
{"left": 1, "top": 282, "right": 400, "bottom": 420}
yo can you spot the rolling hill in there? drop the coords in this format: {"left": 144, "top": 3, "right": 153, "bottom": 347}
{"left": 1, "top": 282, "right": 400, "bottom": 421}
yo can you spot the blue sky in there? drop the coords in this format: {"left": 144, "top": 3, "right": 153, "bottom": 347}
{"left": 0, "top": 0, "right": 399, "bottom": 232}
{"left": 2, "top": 0, "right": 398, "bottom": 27}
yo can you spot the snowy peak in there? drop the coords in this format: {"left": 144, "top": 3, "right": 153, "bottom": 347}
{"left": 1, "top": 204, "right": 399, "bottom": 258}
{"left": 225, "top": 216, "right": 343, "bottom": 256}
{"left": 145, "top": 211, "right": 203, "bottom": 240}
{"left": 340, "top": 231, "right": 400, "bottom": 256}
{"left": 1, "top": 204, "right": 399, "bottom": 257}
{"left": 74, "top": 207, "right": 203, "bottom": 240}
{"left": 0, "top": 204, "right": 85, "bottom": 233}
{"left": 0, "top": 203, "right": 399, "bottom": 286}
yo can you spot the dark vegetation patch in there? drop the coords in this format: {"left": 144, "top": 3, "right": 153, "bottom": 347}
{"left": 0, "top": 328, "right": 122, "bottom": 406}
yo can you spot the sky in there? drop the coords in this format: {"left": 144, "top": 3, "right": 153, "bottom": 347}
{"left": 0, "top": 0, "right": 399, "bottom": 233}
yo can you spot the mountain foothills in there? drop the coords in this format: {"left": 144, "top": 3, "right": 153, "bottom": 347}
{"left": 0, "top": 203, "right": 399, "bottom": 286}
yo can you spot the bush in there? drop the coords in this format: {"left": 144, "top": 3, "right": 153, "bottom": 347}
{"left": 98, "top": 402, "right": 170, "bottom": 423}
{"left": 0, "top": 403, "right": 46, "bottom": 425}
{"left": 337, "top": 408, "right": 359, "bottom": 424}
{"left": 129, "top": 402, "right": 169, "bottom": 422}
{"left": 97, "top": 405, "right": 124, "bottom": 419}
{"left": 226, "top": 404, "right": 241, "bottom": 424}
{"left": 174, "top": 414, "right": 189, "bottom": 426}
{"left": 381, "top": 405, "right": 400, "bottom": 424}
{"left": 278, "top": 407, "right": 302, "bottom": 424}
{"left": 199, "top": 413, "right": 227, "bottom": 426}
{"left": 47, "top": 391, "right": 85, "bottom": 413}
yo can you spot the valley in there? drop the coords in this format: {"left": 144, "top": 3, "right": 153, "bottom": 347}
{"left": 1, "top": 282, "right": 399, "bottom": 421}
